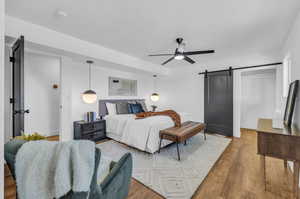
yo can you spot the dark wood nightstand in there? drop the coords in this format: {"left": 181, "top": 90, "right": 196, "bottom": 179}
{"left": 74, "top": 120, "right": 106, "bottom": 142}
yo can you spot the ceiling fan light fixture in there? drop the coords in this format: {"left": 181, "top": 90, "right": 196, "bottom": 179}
{"left": 175, "top": 54, "right": 184, "bottom": 60}
{"left": 148, "top": 37, "right": 215, "bottom": 65}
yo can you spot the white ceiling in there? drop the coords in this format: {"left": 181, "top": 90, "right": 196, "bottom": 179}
{"left": 6, "top": 0, "right": 300, "bottom": 67}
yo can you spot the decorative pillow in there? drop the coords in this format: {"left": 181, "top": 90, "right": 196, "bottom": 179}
{"left": 127, "top": 103, "right": 134, "bottom": 113}
{"left": 106, "top": 103, "right": 117, "bottom": 115}
{"left": 136, "top": 100, "right": 148, "bottom": 112}
{"left": 116, "top": 102, "right": 129, "bottom": 114}
{"left": 127, "top": 100, "right": 136, "bottom": 104}
{"left": 129, "top": 103, "right": 144, "bottom": 114}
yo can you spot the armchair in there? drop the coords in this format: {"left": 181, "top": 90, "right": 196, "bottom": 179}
{"left": 4, "top": 140, "right": 132, "bottom": 199}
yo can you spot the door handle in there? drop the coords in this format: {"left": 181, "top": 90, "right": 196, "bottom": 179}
{"left": 14, "top": 109, "right": 30, "bottom": 115}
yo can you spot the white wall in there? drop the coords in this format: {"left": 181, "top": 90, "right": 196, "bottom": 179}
{"left": 282, "top": 11, "right": 300, "bottom": 128}
{"left": 59, "top": 57, "right": 73, "bottom": 141}
{"left": 24, "top": 52, "right": 60, "bottom": 136}
{"left": 240, "top": 69, "right": 276, "bottom": 129}
{"left": 0, "top": 0, "right": 4, "bottom": 197}
{"left": 60, "top": 59, "right": 153, "bottom": 140}
{"left": 157, "top": 69, "right": 204, "bottom": 122}
{"left": 233, "top": 70, "right": 242, "bottom": 137}
{"left": 275, "top": 65, "right": 284, "bottom": 114}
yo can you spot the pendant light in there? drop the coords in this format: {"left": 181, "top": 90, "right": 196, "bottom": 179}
{"left": 150, "top": 75, "right": 160, "bottom": 102}
{"left": 82, "top": 60, "right": 97, "bottom": 104}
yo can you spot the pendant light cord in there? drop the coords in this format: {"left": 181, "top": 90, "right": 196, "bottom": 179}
{"left": 153, "top": 75, "right": 157, "bottom": 92}
{"left": 89, "top": 63, "right": 91, "bottom": 89}
{"left": 86, "top": 60, "right": 94, "bottom": 90}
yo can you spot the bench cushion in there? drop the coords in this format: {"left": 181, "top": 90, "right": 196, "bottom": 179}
{"left": 160, "top": 121, "right": 206, "bottom": 142}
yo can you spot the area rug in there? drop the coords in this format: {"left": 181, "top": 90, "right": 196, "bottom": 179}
{"left": 96, "top": 134, "right": 231, "bottom": 199}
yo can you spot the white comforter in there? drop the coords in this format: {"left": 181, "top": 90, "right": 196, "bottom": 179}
{"left": 105, "top": 113, "right": 189, "bottom": 153}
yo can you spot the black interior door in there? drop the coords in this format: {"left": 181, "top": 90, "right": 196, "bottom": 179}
{"left": 204, "top": 70, "right": 233, "bottom": 136}
{"left": 11, "top": 36, "right": 28, "bottom": 137}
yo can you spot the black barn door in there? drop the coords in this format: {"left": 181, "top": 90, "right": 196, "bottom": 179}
{"left": 204, "top": 70, "right": 233, "bottom": 136}
{"left": 11, "top": 36, "right": 28, "bottom": 137}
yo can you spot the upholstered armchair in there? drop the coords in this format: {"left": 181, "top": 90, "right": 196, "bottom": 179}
{"left": 4, "top": 140, "right": 133, "bottom": 199}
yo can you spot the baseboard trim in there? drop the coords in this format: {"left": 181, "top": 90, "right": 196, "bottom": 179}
{"left": 240, "top": 128, "right": 257, "bottom": 132}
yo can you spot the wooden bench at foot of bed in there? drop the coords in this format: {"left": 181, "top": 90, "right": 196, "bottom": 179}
{"left": 158, "top": 121, "right": 206, "bottom": 161}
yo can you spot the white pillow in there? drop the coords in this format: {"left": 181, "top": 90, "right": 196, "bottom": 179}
{"left": 106, "top": 103, "right": 117, "bottom": 115}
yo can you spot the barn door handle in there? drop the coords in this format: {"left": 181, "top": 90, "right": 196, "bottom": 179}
{"left": 14, "top": 109, "right": 30, "bottom": 115}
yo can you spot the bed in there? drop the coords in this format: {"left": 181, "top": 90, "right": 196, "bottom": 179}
{"left": 99, "top": 99, "right": 189, "bottom": 153}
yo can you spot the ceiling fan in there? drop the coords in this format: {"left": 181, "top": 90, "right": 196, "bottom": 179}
{"left": 148, "top": 38, "right": 215, "bottom": 65}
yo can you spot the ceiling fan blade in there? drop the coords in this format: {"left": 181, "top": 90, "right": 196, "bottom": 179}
{"left": 148, "top": 53, "right": 174, "bottom": 57}
{"left": 183, "top": 50, "right": 215, "bottom": 55}
{"left": 184, "top": 56, "right": 196, "bottom": 64}
{"left": 162, "top": 57, "right": 174, "bottom": 65}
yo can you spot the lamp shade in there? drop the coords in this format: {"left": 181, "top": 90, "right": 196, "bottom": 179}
{"left": 150, "top": 93, "right": 160, "bottom": 102}
{"left": 82, "top": 89, "right": 97, "bottom": 104}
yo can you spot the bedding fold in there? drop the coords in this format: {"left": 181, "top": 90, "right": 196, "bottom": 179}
{"left": 135, "top": 110, "right": 181, "bottom": 127}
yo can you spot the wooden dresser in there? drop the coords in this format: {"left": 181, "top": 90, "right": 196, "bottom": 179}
{"left": 257, "top": 118, "right": 300, "bottom": 199}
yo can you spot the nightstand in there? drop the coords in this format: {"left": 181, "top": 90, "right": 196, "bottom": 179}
{"left": 74, "top": 120, "right": 106, "bottom": 142}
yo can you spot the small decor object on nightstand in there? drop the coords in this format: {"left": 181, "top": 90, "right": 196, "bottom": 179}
{"left": 151, "top": 105, "right": 157, "bottom": 112}
{"left": 86, "top": 112, "right": 96, "bottom": 122}
{"left": 74, "top": 120, "right": 106, "bottom": 142}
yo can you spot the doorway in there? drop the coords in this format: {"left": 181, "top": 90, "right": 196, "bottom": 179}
{"left": 4, "top": 36, "right": 61, "bottom": 141}
{"left": 11, "top": 36, "right": 26, "bottom": 137}
{"left": 24, "top": 51, "right": 60, "bottom": 136}
{"left": 240, "top": 69, "right": 276, "bottom": 130}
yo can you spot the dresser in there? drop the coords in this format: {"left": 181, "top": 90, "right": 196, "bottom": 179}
{"left": 74, "top": 120, "right": 106, "bottom": 142}
{"left": 257, "top": 118, "right": 300, "bottom": 198}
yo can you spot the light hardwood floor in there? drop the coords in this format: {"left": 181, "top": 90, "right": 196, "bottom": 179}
{"left": 192, "top": 129, "right": 294, "bottom": 199}
{"left": 4, "top": 130, "right": 297, "bottom": 199}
